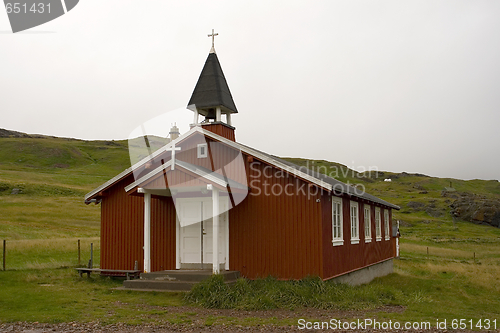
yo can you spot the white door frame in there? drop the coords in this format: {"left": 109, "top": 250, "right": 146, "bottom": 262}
{"left": 176, "top": 196, "right": 229, "bottom": 271}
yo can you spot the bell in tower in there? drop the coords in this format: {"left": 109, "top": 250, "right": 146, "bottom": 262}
{"left": 204, "top": 108, "right": 217, "bottom": 121}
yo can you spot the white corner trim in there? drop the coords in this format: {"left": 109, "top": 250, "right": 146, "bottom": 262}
{"left": 143, "top": 192, "right": 151, "bottom": 273}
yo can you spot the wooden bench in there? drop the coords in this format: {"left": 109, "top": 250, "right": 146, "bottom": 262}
{"left": 75, "top": 268, "right": 142, "bottom": 280}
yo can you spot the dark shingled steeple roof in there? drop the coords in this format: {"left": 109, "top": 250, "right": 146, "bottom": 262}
{"left": 188, "top": 53, "right": 238, "bottom": 114}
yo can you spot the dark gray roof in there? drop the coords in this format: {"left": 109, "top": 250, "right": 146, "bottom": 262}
{"left": 239, "top": 143, "right": 400, "bottom": 210}
{"left": 188, "top": 53, "right": 238, "bottom": 114}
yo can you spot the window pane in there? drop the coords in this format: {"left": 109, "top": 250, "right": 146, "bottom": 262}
{"left": 332, "top": 201, "right": 342, "bottom": 240}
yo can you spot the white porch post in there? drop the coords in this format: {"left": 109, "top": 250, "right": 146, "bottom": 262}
{"left": 212, "top": 187, "right": 220, "bottom": 274}
{"left": 144, "top": 192, "right": 151, "bottom": 273}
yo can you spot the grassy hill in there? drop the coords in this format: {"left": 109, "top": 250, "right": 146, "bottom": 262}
{"left": 1, "top": 131, "right": 499, "bottom": 241}
{"left": 0, "top": 131, "right": 169, "bottom": 240}
{"left": 0, "top": 134, "right": 129, "bottom": 241}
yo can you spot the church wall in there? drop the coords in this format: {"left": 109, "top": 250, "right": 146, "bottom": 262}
{"left": 98, "top": 134, "right": 396, "bottom": 279}
{"left": 321, "top": 195, "right": 395, "bottom": 280}
{"left": 176, "top": 134, "right": 213, "bottom": 171}
{"left": 200, "top": 123, "right": 235, "bottom": 141}
{"left": 175, "top": 133, "right": 248, "bottom": 185}
{"left": 228, "top": 160, "right": 324, "bottom": 280}
{"left": 150, "top": 195, "right": 177, "bottom": 271}
{"left": 144, "top": 168, "right": 211, "bottom": 189}
{"left": 100, "top": 175, "right": 176, "bottom": 272}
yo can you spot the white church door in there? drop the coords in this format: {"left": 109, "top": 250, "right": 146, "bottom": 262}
{"left": 177, "top": 197, "right": 228, "bottom": 270}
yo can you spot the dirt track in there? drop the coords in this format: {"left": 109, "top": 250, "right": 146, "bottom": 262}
{"left": 0, "top": 306, "right": 493, "bottom": 332}
{"left": 0, "top": 321, "right": 488, "bottom": 332}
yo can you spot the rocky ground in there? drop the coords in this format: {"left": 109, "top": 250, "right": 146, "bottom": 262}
{"left": 0, "top": 306, "right": 492, "bottom": 333}
{"left": 445, "top": 191, "right": 500, "bottom": 228}
{"left": 0, "top": 321, "right": 489, "bottom": 332}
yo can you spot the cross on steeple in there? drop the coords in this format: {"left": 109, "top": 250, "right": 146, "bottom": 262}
{"left": 208, "top": 29, "right": 218, "bottom": 54}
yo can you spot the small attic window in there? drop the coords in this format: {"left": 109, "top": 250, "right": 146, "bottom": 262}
{"left": 197, "top": 143, "right": 208, "bottom": 158}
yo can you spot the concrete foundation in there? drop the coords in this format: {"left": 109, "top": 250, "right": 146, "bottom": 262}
{"left": 330, "top": 259, "right": 393, "bottom": 286}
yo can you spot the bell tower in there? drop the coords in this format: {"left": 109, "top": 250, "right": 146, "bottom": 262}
{"left": 188, "top": 30, "right": 237, "bottom": 141}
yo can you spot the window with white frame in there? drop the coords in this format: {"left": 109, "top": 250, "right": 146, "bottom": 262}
{"left": 364, "top": 204, "right": 372, "bottom": 242}
{"left": 197, "top": 143, "right": 208, "bottom": 158}
{"left": 384, "top": 209, "right": 390, "bottom": 240}
{"left": 332, "top": 197, "right": 343, "bottom": 246}
{"left": 350, "top": 201, "right": 359, "bottom": 244}
{"left": 375, "top": 208, "right": 382, "bottom": 241}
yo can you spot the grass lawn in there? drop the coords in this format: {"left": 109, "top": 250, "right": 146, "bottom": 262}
{"left": 0, "top": 238, "right": 499, "bottom": 328}
{"left": 0, "top": 268, "right": 185, "bottom": 325}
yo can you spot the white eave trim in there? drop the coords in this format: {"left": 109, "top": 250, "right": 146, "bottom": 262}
{"left": 85, "top": 125, "right": 397, "bottom": 210}
{"left": 124, "top": 160, "right": 172, "bottom": 192}
{"left": 84, "top": 126, "right": 199, "bottom": 201}
{"left": 187, "top": 167, "right": 228, "bottom": 188}
{"left": 85, "top": 166, "right": 133, "bottom": 201}
{"left": 124, "top": 159, "right": 227, "bottom": 193}
{"left": 193, "top": 127, "right": 333, "bottom": 192}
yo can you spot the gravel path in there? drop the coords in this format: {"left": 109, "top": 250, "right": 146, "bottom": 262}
{"left": 0, "top": 321, "right": 490, "bottom": 332}
{"left": 0, "top": 306, "right": 495, "bottom": 333}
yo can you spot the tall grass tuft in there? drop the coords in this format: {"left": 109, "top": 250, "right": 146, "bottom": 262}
{"left": 185, "top": 275, "right": 405, "bottom": 311}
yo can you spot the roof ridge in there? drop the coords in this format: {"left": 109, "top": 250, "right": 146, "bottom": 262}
{"left": 86, "top": 127, "right": 399, "bottom": 210}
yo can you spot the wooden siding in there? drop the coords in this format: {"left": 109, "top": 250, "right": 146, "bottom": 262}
{"left": 142, "top": 168, "right": 214, "bottom": 190}
{"left": 228, "top": 160, "right": 324, "bottom": 279}
{"left": 100, "top": 174, "right": 176, "bottom": 272}
{"left": 322, "top": 196, "right": 394, "bottom": 280}
{"left": 175, "top": 134, "right": 247, "bottom": 185}
{"left": 201, "top": 123, "right": 235, "bottom": 141}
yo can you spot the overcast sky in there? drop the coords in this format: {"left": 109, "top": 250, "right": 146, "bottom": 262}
{"left": 1, "top": 1, "right": 499, "bottom": 181}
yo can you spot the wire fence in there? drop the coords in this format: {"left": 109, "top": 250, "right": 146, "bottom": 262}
{"left": 1, "top": 238, "right": 100, "bottom": 271}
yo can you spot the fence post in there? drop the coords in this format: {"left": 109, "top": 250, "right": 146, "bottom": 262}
{"left": 78, "top": 239, "right": 81, "bottom": 266}
{"left": 90, "top": 243, "right": 93, "bottom": 268}
{"left": 2, "top": 240, "right": 5, "bottom": 271}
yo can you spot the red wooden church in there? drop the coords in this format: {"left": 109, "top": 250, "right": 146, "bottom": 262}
{"left": 85, "top": 38, "right": 400, "bottom": 283}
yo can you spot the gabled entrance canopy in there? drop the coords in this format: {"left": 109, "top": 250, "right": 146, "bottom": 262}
{"left": 123, "top": 157, "right": 247, "bottom": 275}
